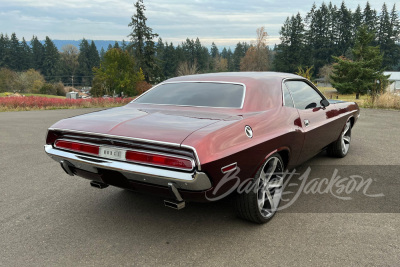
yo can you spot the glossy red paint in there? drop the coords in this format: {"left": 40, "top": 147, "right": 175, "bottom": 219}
{"left": 45, "top": 72, "right": 360, "bottom": 202}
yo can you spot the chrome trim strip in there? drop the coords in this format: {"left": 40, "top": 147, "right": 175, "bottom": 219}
{"left": 132, "top": 81, "right": 247, "bottom": 109}
{"left": 48, "top": 128, "right": 202, "bottom": 170}
{"left": 44, "top": 145, "right": 212, "bottom": 191}
{"left": 54, "top": 138, "right": 196, "bottom": 171}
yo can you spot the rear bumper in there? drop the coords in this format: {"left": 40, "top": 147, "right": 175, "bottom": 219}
{"left": 44, "top": 145, "right": 212, "bottom": 191}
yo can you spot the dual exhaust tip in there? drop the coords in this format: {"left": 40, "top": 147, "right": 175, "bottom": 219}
{"left": 90, "top": 181, "right": 109, "bottom": 189}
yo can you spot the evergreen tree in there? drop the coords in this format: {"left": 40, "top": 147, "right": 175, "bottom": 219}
{"left": 210, "top": 42, "right": 219, "bottom": 58}
{"left": 77, "top": 39, "right": 91, "bottom": 86}
{"left": 100, "top": 47, "right": 106, "bottom": 61}
{"left": 42, "top": 36, "right": 60, "bottom": 81}
{"left": 331, "top": 26, "right": 389, "bottom": 99}
{"left": 9, "top": 33, "right": 22, "bottom": 71}
{"left": 31, "top": 36, "right": 44, "bottom": 71}
{"left": 385, "top": 4, "right": 400, "bottom": 69}
{"left": 274, "top": 13, "right": 306, "bottom": 72}
{"left": 363, "top": 2, "right": 378, "bottom": 36}
{"left": 337, "top": 2, "right": 353, "bottom": 55}
{"left": 162, "top": 42, "right": 178, "bottom": 78}
{"left": 232, "top": 42, "right": 245, "bottom": 71}
{"left": 128, "top": 0, "right": 160, "bottom": 82}
{"left": 226, "top": 48, "right": 234, "bottom": 71}
{"left": 113, "top": 41, "right": 120, "bottom": 49}
{"left": 194, "top": 38, "right": 209, "bottom": 72}
{"left": 352, "top": 5, "right": 363, "bottom": 39}
{"left": 20, "top": 37, "right": 32, "bottom": 71}
{"left": 0, "top": 34, "right": 10, "bottom": 68}
{"left": 121, "top": 40, "right": 127, "bottom": 51}
{"left": 89, "top": 41, "right": 100, "bottom": 69}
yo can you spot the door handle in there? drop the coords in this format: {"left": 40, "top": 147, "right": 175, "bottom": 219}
{"left": 304, "top": 119, "right": 310, "bottom": 127}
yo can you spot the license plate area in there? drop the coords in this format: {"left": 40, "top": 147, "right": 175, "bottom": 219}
{"left": 99, "top": 147, "right": 126, "bottom": 161}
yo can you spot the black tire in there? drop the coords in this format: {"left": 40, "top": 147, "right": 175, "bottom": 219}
{"left": 327, "top": 119, "right": 352, "bottom": 158}
{"left": 234, "top": 153, "right": 284, "bottom": 224}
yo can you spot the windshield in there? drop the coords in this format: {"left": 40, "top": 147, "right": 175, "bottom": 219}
{"left": 134, "top": 82, "right": 245, "bottom": 108}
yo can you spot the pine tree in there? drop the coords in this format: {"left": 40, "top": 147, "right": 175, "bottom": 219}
{"left": 89, "top": 41, "right": 100, "bottom": 69}
{"left": 20, "top": 37, "right": 32, "bottom": 71}
{"left": 77, "top": 39, "right": 91, "bottom": 86}
{"left": 194, "top": 38, "right": 209, "bottom": 72}
{"left": 100, "top": 47, "right": 106, "bottom": 61}
{"left": 113, "top": 41, "right": 120, "bottom": 49}
{"left": 232, "top": 42, "right": 245, "bottom": 71}
{"left": 274, "top": 13, "right": 306, "bottom": 73}
{"left": 331, "top": 26, "right": 389, "bottom": 99}
{"left": 337, "top": 2, "right": 353, "bottom": 56}
{"left": 352, "top": 5, "right": 363, "bottom": 39}
{"left": 386, "top": 4, "right": 400, "bottom": 69}
{"left": 210, "top": 42, "right": 219, "bottom": 58}
{"left": 128, "top": 0, "right": 160, "bottom": 82}
{"left": 8, "top": 33, "right": 22, "bottom": 71}
{"left": 42, "top": 36, "right": 60, "bottom": 81}
{"left": 0, "top": 34, "right": 10, "bottom": 68}
{"left": 162, "top": 42, "right": 177, "bottom": 78}
{"left": 363, "top": 2, "right": 378, "bottom": 36}
{"left": 31, "top": 36, "right": 44, "bottom": 71}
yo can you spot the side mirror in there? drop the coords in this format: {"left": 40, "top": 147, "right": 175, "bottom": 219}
{"left": 320, "top": 99, "right": 330, "bottom": 108}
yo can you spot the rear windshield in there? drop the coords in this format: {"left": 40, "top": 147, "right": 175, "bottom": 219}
{"left": 134, "top": 82, "right": 245, "bottom": 108}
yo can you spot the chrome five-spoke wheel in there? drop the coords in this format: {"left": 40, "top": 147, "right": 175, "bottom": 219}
{"left": 328, "top": 118, "right": 352, "bottom": 158}
{"left": 235, "top": 153, "right": 284, "bottom": 224}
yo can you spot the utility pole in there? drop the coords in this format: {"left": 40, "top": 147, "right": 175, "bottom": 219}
{"left": 71, "top": 75, "right": 74, "bottom": 88}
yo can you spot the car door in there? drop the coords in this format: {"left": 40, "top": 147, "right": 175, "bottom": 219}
{"left": 284, "top": 80, "right": 338, "bottom": 162}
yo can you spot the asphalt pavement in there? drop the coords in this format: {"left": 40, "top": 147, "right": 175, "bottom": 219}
{"left": 0, "top": 108, "right": 399, "bottom": 266}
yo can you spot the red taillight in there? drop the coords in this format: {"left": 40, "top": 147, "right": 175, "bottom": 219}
{"left": 125, "top": 150, "right": 193, "bottom": 170}
{"left": 55, "top": 140, "right": 100, "bottom": 155}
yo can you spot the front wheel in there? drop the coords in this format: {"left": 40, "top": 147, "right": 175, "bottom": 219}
{"left": 234, "top": 154, "right": 284, "bottom": 224}
{"left": 327, "top": 119, "right": 352, "bottom": 158}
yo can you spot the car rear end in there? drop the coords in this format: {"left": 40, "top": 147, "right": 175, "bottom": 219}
{"left": 45, "top": 128, "right": 213, "bottom": 207}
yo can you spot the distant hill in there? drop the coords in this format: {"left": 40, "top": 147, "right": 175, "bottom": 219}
{"left": 35, "top": 40, "right": 125, "bottom": 51}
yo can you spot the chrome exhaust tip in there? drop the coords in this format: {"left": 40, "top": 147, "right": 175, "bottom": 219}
{"left": 164, "top": 199, "right": 186, "bottom": 210}
{"left": 90, "top": 181, "right": 109, "bottom": 189}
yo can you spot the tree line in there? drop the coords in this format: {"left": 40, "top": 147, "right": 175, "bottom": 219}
{"left": 1, "top": 0, "right": 399, "bottom": 97}
{"left": 274, "top": 1, "right": 400, "bottom": 75}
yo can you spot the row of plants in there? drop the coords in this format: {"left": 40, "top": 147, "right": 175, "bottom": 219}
{"left": 0, "top": 96, "right": 133, "bottom": 112}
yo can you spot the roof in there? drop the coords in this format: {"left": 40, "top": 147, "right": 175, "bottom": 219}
{"left": 165, "top": 72, "right": 304, "bottom": 112}
{"left": 168, "top": 72, "right": 301, "bottom": 83}
{"left": 383, "top": 71, "right": 400, "bottom": 81}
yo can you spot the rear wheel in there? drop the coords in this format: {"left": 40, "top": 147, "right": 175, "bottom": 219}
{"left": 235, "top": 154, "right": 284, "bottom": 224}
{"left": 327, "top": 119, "right": 352, "bottom": 158}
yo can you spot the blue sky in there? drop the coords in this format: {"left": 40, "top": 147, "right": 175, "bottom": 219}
{"left": 0, "top": 0, "right": 398, "bottom": 48}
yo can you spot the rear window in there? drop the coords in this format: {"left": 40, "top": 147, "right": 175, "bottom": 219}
{"left": 134, "top": 82, "right": 245, "bottom": 108}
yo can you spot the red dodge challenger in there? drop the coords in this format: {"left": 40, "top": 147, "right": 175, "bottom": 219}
{"left": 45, "top": 72, "right": 360, "bottom": 223}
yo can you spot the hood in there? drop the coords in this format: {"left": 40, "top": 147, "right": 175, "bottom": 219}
{"left": 50, "top": 106, "right": 239, "bottom": 144}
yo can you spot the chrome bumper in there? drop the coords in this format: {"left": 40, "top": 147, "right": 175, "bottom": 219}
{"left": 44, "top": 145, "right": 212, "bottom": 191}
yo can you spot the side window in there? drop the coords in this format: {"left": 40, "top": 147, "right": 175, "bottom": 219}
{"left": 285, "top": 81, "right": 323, "bottom": 110}
{"left": 283, "top": 84, "right": 294, "bottom": 107}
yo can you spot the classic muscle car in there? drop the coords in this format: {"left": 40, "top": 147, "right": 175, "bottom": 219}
{"left": 45, "top": 72, "right": 360, "bottom": 223}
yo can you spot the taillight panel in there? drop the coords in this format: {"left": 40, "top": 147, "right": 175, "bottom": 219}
{"left": 125, "top": 150, "right": 193, "bottom": 170}
{"left": 53, "top": 139, "right": 194, "bottom": 171}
